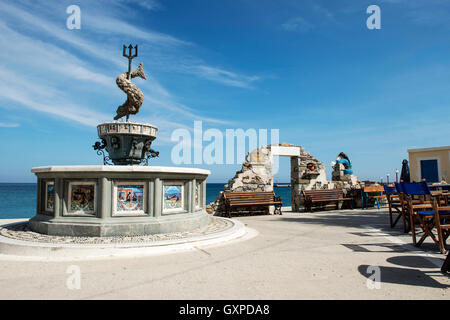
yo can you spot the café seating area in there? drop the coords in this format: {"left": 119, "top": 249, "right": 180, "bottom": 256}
{"left": 383, "top": 182, "right": 450, "bottom": 257}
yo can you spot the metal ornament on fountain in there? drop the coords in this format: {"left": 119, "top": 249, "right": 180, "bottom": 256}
{"left": 95, "top": 122, "right": 158, "bottom": 165}
{"left": 93, "top": 44, "right": 159, "bottom": 166}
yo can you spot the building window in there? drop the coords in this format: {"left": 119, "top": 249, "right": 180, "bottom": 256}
{"left": 420, "top": 159, "right": 439, "bottom": 182}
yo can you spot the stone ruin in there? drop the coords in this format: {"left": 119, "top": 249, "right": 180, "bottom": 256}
{"left": 207, "top": 143, "right": 364, "bottom": 216}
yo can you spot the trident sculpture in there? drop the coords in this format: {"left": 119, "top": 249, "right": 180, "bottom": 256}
{"left": 123, "top": 44, "right": 138, "bottom": 80}
{"left": 114, "top": 44, "right": 147, "bottom": 121}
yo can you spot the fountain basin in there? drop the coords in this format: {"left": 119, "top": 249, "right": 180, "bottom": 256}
{"left": 97, "top": 122, "right": 158, "bottom": 165}
{"left": 29, "top": 166, "right": 210, "bottom": 237}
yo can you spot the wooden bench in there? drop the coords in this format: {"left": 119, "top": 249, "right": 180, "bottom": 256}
{"left": 223, "top": 191, "right": 282, "bottom": 218}
{"left": 302, "top": 189, "right": 353, "bottom": 212}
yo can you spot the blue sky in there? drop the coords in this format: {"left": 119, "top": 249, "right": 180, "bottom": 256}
{"left": 0, "top": 0, "right": 449, "bottom": 183}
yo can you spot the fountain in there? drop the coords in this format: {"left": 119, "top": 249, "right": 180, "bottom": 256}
{"left": 29, "top": 45, "right": 211, "bottom": 237}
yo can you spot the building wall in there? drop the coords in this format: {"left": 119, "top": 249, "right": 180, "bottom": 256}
{"left": 408, "top": 147, "right": 450, "bottom": 182}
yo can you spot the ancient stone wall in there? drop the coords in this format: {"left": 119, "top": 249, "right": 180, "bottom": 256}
{"left": 206, "top": 143, "right": 366, "bottom": 216}
{"left": 289, "top": 147, "right": 328, "bottom": 211}
{"left": 207, "top": 146, "right": 273, "bottom": 216}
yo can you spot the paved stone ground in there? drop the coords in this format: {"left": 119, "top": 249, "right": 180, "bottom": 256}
{"left": 0, "top": 208, "right": 449, "bottom": 299}
{"left": 0, "top": 217, "right": 233, "bottom": 244}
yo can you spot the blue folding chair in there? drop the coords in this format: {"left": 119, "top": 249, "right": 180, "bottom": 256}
{"left": 394, "top": 182, "right": 412, "bottom": 233}
{"left": 402, "top": 181, "right": 450, "bottom": 253}
{"left": 383, "top": 185, "right": 404, "bottom": 230}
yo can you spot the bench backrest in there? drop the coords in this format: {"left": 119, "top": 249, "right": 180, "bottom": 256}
{"left": 302, "top": 189, "right": 344, "bottom": 199}
{"left": 224, "top": 191, "right": 275, "bottom": 203}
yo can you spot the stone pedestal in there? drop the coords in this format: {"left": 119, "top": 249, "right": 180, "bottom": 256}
{"left": 30, "top": 166, "right": 210, "bottom": 237}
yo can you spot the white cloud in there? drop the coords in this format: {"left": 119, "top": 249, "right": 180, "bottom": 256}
{"left": 0, "top": 1, "right": 259, "bottom": 90}
{"left": 0, "top": 23, "right": 115, "bottom": 88}
{"left": 112, "top": 0, "right": 162, "bottom": 11}
{"left": 83, "top": 15, "right": 190, "bottom": 47}
{"left": 282, "top": 17, "right": 314, "bottom": 32}
{"left": 0, "top": 2, "right": 123, "bottom": 67}
{"left": 0, "top": 122, "right": 20, "bottom": 128}
{"left": 0, "top": 1, "right": 250, "bottom": 133}
{"left": 0, "top": 84, "right": 108, "bottom": 127}
{"left": 185, "top": 65, "right": 260, "bottom": 89}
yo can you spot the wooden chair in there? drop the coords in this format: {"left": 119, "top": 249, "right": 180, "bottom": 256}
{"left": 442, "top": 250, "right": 450, "bottom": 273}
{"left": 402, "top": 181, "right": 450, "bottom": 253}
{"left": 384, "top": 185, "right": 404, "bottom": 230}
{"left": 223, "top": 191, "right": 282, "bottom": 218}
{"left": 428, "top": 193, "right": 450, "bottom": 254}
{"left": 394, "top": 182, "right": 416, "bottom": 233}
{"left": 395, "top": 182, "right": 445, "bottom": 233}
{"left": 362, "top": 186, "right": 387, "bottom": 209}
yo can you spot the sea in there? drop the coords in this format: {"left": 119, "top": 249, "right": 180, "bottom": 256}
{"left": 0, "top": 183, "right": 292, "bottom": 219}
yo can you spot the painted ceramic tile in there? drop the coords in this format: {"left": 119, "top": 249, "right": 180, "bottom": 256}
{"left": 117, "top": 184, "right": 144, "bottom": 211}
{"left": 195, "top": 182, "right": 200, "bottom": 208}
{"left": 45, "top": 181, "right": 54, "bottom": 211}
{"left": 163, "top": 185, "right": 183, "bottom": 210}
{"left": 70, "top": 184, "right": 95, "bottom": 212}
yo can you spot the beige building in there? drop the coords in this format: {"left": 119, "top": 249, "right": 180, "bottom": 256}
{"left": 408, "top": 146, "right": 450, "bottom": 183}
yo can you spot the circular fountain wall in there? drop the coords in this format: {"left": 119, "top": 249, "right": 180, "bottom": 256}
{"left": 29, "top": 166, "right": 210, "bottom": 237}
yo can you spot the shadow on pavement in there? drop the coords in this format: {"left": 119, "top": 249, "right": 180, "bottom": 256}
{"left": 387, "top": 255, "right": 444, "bottom": 269}
{"left": 276, "top": 210, "right": 449, "bottom": 254}
{"left": 275, "top": 210, "right": 392, "bottom": 231}
{"left": 342, "top": 242, "right": 411, "bottom": 253}
{"left": 358, "top": 264, "right": 449, "bottom": 289}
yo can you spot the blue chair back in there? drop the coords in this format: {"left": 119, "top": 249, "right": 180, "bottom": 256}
{"left": 401, "top": 181, "right": 431, "bottom": 196}
{"left": 395, "top": 183, "right": 404, "bottom": 193}
{"left": 383, "top": 185, "right": 396, "bottom": 193}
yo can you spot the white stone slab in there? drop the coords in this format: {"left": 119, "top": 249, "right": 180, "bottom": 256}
{"left": 269, "top": 146, "right": 301, "bottom": 157}
{"left": 31, "top": 165, "right": 210, "bottom": 175}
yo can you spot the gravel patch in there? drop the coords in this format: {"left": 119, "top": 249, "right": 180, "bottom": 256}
{"left": 0, "top": 218, "right": 234, "bottom": 244}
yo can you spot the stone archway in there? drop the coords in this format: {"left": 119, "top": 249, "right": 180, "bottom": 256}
{"left": 209, "top": 143, "right": 331, "bottom": 214}
{"left": 270, "top": 144, "right": 327, "bottom": 211}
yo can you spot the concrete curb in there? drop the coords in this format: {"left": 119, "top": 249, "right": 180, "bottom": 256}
{"left": 0, "top": 218, "right": 256, "bottom": 261}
